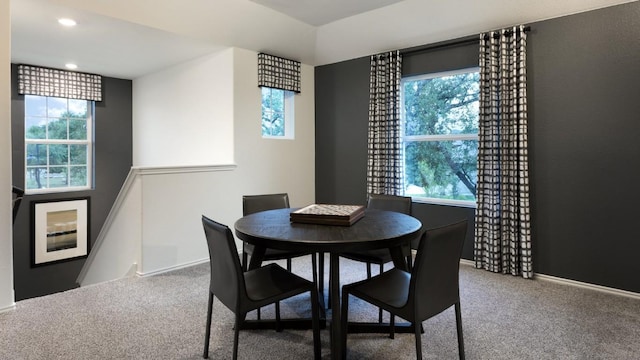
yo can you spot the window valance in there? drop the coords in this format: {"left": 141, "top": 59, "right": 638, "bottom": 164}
{"left": 258, "top": 53, "right": 301, "bottom": 93}
{"left": 17, "top": 64, "right": 102, "bottom": 101}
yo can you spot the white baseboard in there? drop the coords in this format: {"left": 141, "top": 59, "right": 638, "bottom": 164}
{"left": 136, "top": 258, "right": 209, "bottom": 278}
{"left": 460, "top": 259, "right": 640, "bottom": 300}
{"left": 0, "top": 303, "right": 16, "bottom": 314}
{"left": 460, "top": 259, "right": 474, "bottom": 267}
{"left": 535, "top": 273, "right": 640, "bottom": 300}
{"left": 125, "top": 263, "right": 138, "bottom": 277}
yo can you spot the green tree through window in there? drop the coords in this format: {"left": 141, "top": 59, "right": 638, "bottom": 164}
{"left": 402, "top": 69, "right": 479, "bottom": 204}
{"left": 25, "top": 95, "right": 93, "bottom": 192}
{"left": 261, "top": 87, "right": 294, "bottom": 138}
{"left": 261, "top": 87, "right": 285, "bottom": 136}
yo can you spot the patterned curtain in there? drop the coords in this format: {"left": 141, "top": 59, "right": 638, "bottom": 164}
{"left": 366, "top": 51, "right": 403, "bottom": 196}
{"left": 474, "top": 25, "right": 532, "bottom": 279}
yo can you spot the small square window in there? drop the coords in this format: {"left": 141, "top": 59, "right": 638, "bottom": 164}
{"left": 261, "top": 87, "right": 294, "bottom": 139}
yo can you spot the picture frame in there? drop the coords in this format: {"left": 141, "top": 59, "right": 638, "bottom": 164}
{"left": 32, "top": 197, "right": 90, "bottom": 266}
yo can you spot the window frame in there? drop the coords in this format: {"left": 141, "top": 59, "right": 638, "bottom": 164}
{"left": 401, "top": 67, "right": 480, "bottom": 208}
{"left": 24, "top": 95, "right": 94, "bottom": 194}
{"left": 261, "top": 87, "right": 295, "bottom": 140}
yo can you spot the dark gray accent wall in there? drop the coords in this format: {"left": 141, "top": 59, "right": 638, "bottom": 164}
{"left": 315, "top": 57, "right": 371, "bottom": 205}
{"left": 527, "top": 3, "right": 640, "bottom": 292}
{"left": 315, "top": 2, "right": 640, "bottom": 293}
{"left": 11, "top": 64, "right": 133, "bottom": 300}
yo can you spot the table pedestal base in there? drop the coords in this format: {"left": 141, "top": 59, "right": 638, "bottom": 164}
{"left": 239, "top": 318, "right": 327, "bottom": 330}
{"left": 347, "top": 322, "right": 423, "bottom": 334}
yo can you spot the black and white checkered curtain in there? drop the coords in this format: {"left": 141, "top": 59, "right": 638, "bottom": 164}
{"left": 474, "top": 26, "right": 532, "bottom": 279}
{"left": 366, "top": 51, "right": 403, "bottom": 196}
{"left": 17, "top": 64, "right": 102, "bottom": 101}
{"left": 258, "top": 53, "right": 301, "bottom": 93}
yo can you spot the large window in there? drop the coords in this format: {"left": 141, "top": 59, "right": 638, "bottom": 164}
{"left": 261, "top": 87, "right": 294, "bottom": 139}
{"left": 25, "top": 95, "right": 93, "bottom": 193}
{"left": 402, "top": 68, "right": 479, "bottom": 206}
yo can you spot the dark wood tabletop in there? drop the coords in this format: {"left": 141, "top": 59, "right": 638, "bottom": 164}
{"left": 234, "top": 207, "right": 422, "bottom": 253}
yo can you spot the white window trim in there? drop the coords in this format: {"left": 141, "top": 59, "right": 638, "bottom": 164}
{"left": 411, "top": 196, "right": 478, "bottom": 209}
{"left": 404, "top": 133, "right": 478, "bottom": 142}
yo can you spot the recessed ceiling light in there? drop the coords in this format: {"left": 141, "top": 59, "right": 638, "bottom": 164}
{"left": 65, "top": 63, "right": 78, "bottom": 70}
{"left": 58, "top": 18, "right": 77, "bottom": 27}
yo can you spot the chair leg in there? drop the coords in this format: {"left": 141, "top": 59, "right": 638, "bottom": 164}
{"left": 340, "top": 288, "right": 350, "bottom": 359}
{"left": 366, "top": 262, "right": 372, "bottom": 278}
{"left": 203, "top": 293, "right": 214, "bottom": 359}
{"left": 389, "top": 314, "right": 395, "bottom": 339}
{"left": 327, "top": 262, "right": 332, "bottom": 309}
{"left": 242, "top": 251, "right": 248, "bottom": 272}
{"left": 378, "top": 263, "right": 384, "bottom": 323}
{"left": 243, "top": 246, "right": 261, "bottom": 320}
{"left": 318, "top": 252, "right": 325, "bottom": 301}
{"left": 455, "top": 302, "right": 465, "bottom": 360}
{"left": 311, "top": 253, "right": 318, "bottom": 287}
{"left": 414, "top": 320, "right": 423, "bottom": 360}
{"left": 286, "top": 258, "right": 292, "bottom": 271}
{"left": 233, "top": 314, "right": 242, "bottom": 360}
{"left": 275, "top": 301, "right": 282, "bottom": 332}
{"left": 310, "top": 287, "right": 321, "bottom": 359}
{"left": 310, "top": 253, "right": 323, "bottom": 319}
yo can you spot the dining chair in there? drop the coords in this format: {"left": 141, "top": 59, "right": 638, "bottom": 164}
{"left": 335, "top": 193, "right": 413, "bottom": 322}
{"left": 242, "top": 193, "right": 312, "bottom": 272}
{"left": 242, "top": 193, "right": 318, "bottom": 320}
{"left": 201, "top": 215, "right": 321, "bottom": 360}
{"left": 12, "top": 186, "right": 24, "bottom": 225}
{"left": 340, "top": 220, "right": 468, "bottom": 360}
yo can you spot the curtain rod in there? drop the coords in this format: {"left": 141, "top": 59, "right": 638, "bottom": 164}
{"left": 400, "top": 26, "right": 531, "bottom": 56}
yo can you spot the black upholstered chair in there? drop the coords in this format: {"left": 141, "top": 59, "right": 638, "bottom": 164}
{"left": 241, "top": 193, "right": 312, "bottom": 272}
{"left": 12, "top": 186, "right": 24, "bottom": 225}
{"left": 242, "top": 193, "right": 318, "bottom": 320}
{"left": 341, "top": 194, "right": 413, "bottom": 273}
{"left": 201, "top": 215, "right": 321, "bottom": 360}
{"left": 337, "top": 194, "right": 413, "bottom": 322}
{"left": 340, "top": 220, "right": 468, "bottom": 360}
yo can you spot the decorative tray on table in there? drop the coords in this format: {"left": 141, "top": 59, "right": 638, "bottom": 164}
{"left": 290, "top": 204, "right": 365, "bottom": 226}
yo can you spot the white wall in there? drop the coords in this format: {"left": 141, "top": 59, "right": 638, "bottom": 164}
{"left": 77, "top": 172, "right": 142, "bottom": 285}
{"left": 1, "top": 0, "right": 15, "bottom": 312}
{"left": 138, "top": 166, "right": 238, "bottom": 275}
{"left": 133, "top": 48, "right": 235, "bottom": 167}
{"left": 79, "top": 47, "right": 316, "bottom": 281}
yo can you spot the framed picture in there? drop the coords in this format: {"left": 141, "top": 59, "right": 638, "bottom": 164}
{"left": 32, "top": 198, "right": 90, "bottom": 266}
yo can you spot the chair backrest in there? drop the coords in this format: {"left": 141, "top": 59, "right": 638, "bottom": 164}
{"left": 201, "top": 215, "right": 245, "bottom": 310}
{"left": 12, "top": 186, "right": 24, "bottom": 224}
{"left": 367, "top": 193, "right": 412, "bottom": 214}
{"left": 242, "top": 193, "right": 290, "bottom": 216}
{"left": 410, "top": 220, "right": 467, "bottom": 320}
{"left": 368, "top": 194, "right": 417, "bottom": 249}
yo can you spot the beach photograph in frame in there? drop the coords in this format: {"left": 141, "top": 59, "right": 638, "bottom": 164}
{"left": 32, "top": 198, "right": 89, "bottom": 266}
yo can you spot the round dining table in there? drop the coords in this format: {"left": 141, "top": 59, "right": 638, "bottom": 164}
{"left": 234, "top": 207, "right": 422, "bottom": 360}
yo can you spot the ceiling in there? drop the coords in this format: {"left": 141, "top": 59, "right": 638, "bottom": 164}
{"left": 248, "top": 0, "right": 406, "bottom": 26}
{"left": 9, "top": 0, "right": 636, "bottom": 79}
